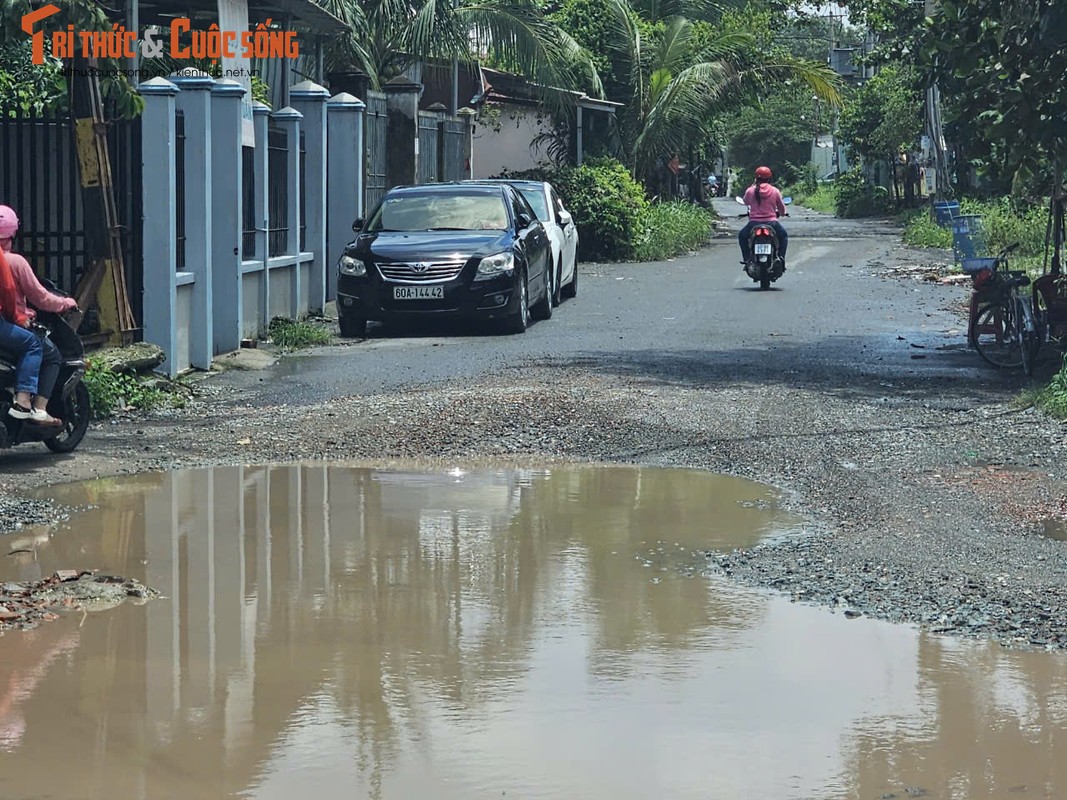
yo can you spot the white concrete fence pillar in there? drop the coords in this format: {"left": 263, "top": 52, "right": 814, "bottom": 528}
{"left": 209, "top": 78, "right": 247, "bottom": 354}
{"left": 325, "top": 92, "right": 365, "bottom": 304}
{"left": 290, "top": 81, "right": 329, "bottom": 314}
{"left": 137, "top": 77, "right": 180, "bottom": 378}
{"left": 171, "top": 68, "right": 214, "bottom": 370}
{"left": 272, "top": 106, "right": 303, "bottom": 320}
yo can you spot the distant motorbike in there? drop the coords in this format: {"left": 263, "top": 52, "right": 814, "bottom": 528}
{"left": 0, "top": 281, "right": 90, "bottom": 453}
{"left": 736, "top": 196, "right": 792, "bottom": 291}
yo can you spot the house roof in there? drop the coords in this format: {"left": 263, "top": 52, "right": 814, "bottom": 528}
{"left": 477, "top": 67, "right": 621, "bottom": 112}
{"left": 133, "top": 0, "right": 348, "bottom": 34}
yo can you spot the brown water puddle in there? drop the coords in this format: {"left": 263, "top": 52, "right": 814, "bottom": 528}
{"left": 2, "top": 464, "right": 1066, "bottom": 800}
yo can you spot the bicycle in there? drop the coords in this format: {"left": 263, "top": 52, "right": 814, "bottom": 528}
{"left": 965, "top": 243, "right": 1047, "bottom": 375}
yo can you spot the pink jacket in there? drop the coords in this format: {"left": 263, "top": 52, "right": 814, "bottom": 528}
{"left": 4, "top": 251, "right": 76, "bottom": 322}
{"left": 743, "top": 183, "right": 786, "bottom": 222}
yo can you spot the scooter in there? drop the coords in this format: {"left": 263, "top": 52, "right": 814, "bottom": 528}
{"left": 0, "top": 281, "right": 90, "bottom": 453}
{"left": 735, "top": 196, "right": 791, "bottom": 290}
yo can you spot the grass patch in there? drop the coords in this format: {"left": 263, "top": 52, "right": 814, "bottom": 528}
{"left": 790, "top": 183, "right": 838, "bottom": 214}
{"left": 83, "top": 360, "right": 184, "bottom": 419}
{"left": 268, "top": 317, "right": 333, "bottom": 350}
{"left": 900, "top": 208, "right": 953, "bottom": 249}
{"left": 1034, "top": 354, "right": 1067, "bottom": 418}
{"left": 903, "top": 198, "right": 1049, "bottom": 259}
{"left": 632, "top": 201, "right": 714, "bottom": 261}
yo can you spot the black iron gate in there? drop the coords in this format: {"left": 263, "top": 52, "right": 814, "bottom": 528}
{"left": 267, "top": 124, "right": 289, "bottom": 257}
{"left": 364, "top": 91, "right": 387, "bottom": 212}
{"left": 0, "top": 106, "right": 143, "bottom": 326}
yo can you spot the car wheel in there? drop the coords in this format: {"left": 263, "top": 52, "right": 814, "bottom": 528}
{"left": 338, "top": 312, "right": 367, "bottom": 338}
{"left": 552, "top": 258, "right": 562, "bottom": 307}
{"left": 533, "top": 262, "right": 553, "bottom": 320}
{"left": 502, "top": 270, "right": 529, "bottom": 334}
{"left": 562, "top": 262, "right": 577, "bottom": 299}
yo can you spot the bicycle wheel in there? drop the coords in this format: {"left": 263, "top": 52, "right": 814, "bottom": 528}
{"left": 972, "top": 301, "right": 1023, "bottom": 368}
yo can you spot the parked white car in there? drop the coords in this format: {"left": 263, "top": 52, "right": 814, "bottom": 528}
{"left": 464, "top": 179, "right": 579, "bottom": 305}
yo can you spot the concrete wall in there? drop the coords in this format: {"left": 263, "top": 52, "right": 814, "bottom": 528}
{"left": 139, "top": 73, "right": 338, "bottom": 377}
{"left": 471, "top": 104, "right": 548, "bottom": 179}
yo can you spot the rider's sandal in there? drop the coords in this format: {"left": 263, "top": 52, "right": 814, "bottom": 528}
{"left": 7, "top": 402, "right": 32, "bottom": 420}
{"left": 28, "top": 407, "right": 62, "bottom": 427}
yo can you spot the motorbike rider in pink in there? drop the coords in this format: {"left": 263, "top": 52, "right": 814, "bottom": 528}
{"left": 0, "top": 205, "right": 77, "bottom": 426}
{"left": 738, "top": 166, "right": 789, "bottom": 269}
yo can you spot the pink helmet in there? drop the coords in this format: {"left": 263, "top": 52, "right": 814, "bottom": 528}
{"left": 0, "top": 205, "right": 18, "bottom": 239}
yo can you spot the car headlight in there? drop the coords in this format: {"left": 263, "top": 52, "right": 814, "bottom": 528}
{"left": 475, "top": 252, "right": 515, "bottom": 280}
{"left": 338, "top": 254, "right": 366, "bottom": 276}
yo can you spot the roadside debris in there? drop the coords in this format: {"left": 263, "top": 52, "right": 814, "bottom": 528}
{"left": 0, "top": 570, "right": 158, "bottom": 632}
{"left": 88, "top": 343, "right": 166, "bottom": 373}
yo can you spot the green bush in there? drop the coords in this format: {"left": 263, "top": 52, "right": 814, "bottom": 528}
{"left": 835, "top": 168, "right": 891, "bottom": 218}
{"left": 83, "top": 360, "right": 179, "bottom": 419}
{"left": 499, "top": 158, "right": 650, "bottom": 261}
{"left": 901, "top": 208, "right": 952, "bottom": 249}
{"left": 958, "top": 197, "right": 1047, "bottom": 258}
{"left": 633, "top": 202, "right": 714, "bottom": 261}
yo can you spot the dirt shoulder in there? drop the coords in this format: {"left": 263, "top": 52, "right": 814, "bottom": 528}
{"left": 2, "top": 240, "right": 1066, "bottom": 651}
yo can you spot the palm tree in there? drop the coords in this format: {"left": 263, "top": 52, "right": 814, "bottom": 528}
{"left": 318, "top": 0, "right": 603, "bottom": 104}
{"left": 598, "top": 0, "right": 841, "bottom": 181}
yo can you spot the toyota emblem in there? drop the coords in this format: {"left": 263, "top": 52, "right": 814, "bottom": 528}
{"left": 411, "top": 262, "right": 430, "bottom": 273}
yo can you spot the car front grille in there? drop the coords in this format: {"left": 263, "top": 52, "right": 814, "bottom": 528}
{"left": 376, "top": 261, "right": 466, "bottom": 283}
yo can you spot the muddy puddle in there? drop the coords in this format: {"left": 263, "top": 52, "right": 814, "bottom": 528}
{"left": 2, "top": 463, "right": 1067, "bottom": 800}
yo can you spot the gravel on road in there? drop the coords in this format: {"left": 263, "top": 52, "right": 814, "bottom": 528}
{"left": 2, "top": 221, "right": 1066, "bottom": 652}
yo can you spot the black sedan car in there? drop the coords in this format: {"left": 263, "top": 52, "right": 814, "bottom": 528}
{"left": 336, "top": 183, "right": 553, "bottom": 336}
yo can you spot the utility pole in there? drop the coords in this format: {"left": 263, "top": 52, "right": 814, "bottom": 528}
{"left": 923, "top": 0, "right": 950, "bottom": 199}
{"left": 450, "top": 0, "right": 459, "bottom": 115}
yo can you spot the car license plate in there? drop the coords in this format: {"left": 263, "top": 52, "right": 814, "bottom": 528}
{"left": 754, "top": 243, "right": 772, "bottom": 255}
{"left": 394, "top": 286, "right": 444, "bottom": 300}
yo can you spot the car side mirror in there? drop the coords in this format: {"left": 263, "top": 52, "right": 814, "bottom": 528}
{"left": 558, "top": 210, "right": 573, "bottom": 228}
{"left": 352, "top": 218, "right": 364, "bottom": 232}
{"left": 783, "top": 197, "right": 793, "bottom": 205}
{"left": 516, "top": 212, "right": 533, "bottom": 230}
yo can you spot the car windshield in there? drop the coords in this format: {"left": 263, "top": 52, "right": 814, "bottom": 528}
{"left": 517, "top": 187, "right": 549, "bottom": 221}
{"left": 367, "top": 193, "right": 510, "bottom": 232}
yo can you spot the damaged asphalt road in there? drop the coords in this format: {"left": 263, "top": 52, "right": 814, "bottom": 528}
{"left": 2, "top": 202, "right": 1067, "bottom": 650}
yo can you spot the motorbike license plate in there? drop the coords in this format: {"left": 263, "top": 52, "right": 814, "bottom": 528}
{"left": 394, "top": 286, "right": 444, "bottom": 300}
{"left": 754, "top": 243, "right": 772, "bottom": 255}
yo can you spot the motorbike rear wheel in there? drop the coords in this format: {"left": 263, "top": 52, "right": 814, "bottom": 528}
{"left": 45, "top": 382, "right": 90, "bottom": 453}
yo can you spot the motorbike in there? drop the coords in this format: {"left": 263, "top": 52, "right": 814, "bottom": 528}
{"left": 736, "top": 195, "right": 792, "bottom": 290}
{"left": 0, "top": 281, "right": 90, "bottom": 453}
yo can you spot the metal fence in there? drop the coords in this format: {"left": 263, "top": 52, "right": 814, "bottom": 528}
{"left": 267, "top": 125, "right": 289, "bottom": 257}
{"left": 0, "top": 106, "right": 143, "bottom": 326}
{"left": 299, "top": 130, "right": 306, "bottom": 252}
{"left": 417, "top": 112, "right": 440, "bottom": 184}
{"left": 364, "top": 91, "right": 387, "bottom": 212}
{"left": 440, "top": 118, "right": 466, "bottom": 183}
{"left": 241, "top": 146, "right": 256, "bottom": 258}
{"left": 175, "top": 109, "right": 186, "bottom": 271}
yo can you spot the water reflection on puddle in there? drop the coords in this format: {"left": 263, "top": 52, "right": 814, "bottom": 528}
{"left": 2, "top": 464, "right": 1066, "bottom": 800}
